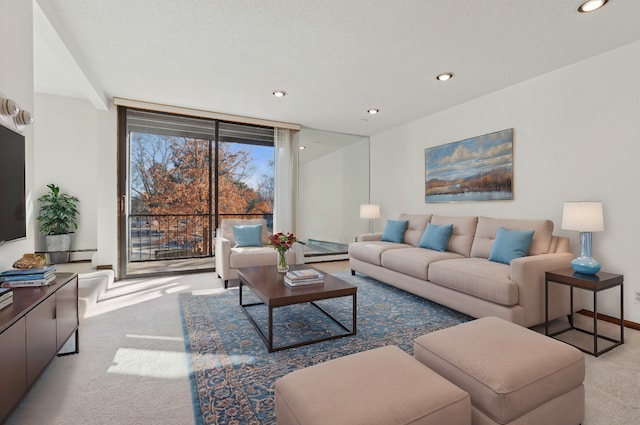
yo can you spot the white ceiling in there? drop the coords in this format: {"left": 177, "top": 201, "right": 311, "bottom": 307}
{"left": 34, "top": 0, "right": 640, "bottom": 137}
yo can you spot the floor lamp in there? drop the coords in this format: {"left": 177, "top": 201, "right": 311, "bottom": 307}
{"left": 360, "top": 204, "right": 380, "bottom": 234}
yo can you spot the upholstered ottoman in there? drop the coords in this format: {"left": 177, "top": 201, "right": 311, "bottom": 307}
{"left": 274, "top": 345, "right": 471, "bottom": 425}
{"left": 414, "top": 317, "right": 585, "bottom": 425}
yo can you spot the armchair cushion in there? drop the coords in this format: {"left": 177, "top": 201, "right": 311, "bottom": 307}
{"left": 220, "top": 218, "right": 269, "bottom": 245}
{"left": 233, "top": 224, "right": 263, "bottom": 247}
{"left": 229, "top": 246, "right": 281, "bottom": 268}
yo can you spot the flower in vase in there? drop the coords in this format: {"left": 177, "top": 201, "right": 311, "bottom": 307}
{"left": 268, "top": 232, "right": 297, "bottom": 254}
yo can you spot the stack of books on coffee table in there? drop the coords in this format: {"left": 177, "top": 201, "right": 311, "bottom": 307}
{"left": 0, "top": 287, "right": 13, "bottom": 310}
{"left": 0, "top": 265, "right": 56, "bottom": 288}
{"left": 284, "top": 269, "right": 324, "bottom": 287}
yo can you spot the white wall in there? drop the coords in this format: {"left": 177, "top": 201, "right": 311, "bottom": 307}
{"left": 0, "top": 0, "right": 35, "bottom": 270}
{"left": 298, "top": 129, "right": 370, "bottom": 244}
{"left": 34, "top": 94, "right": 98, "bottom": 258}
{"left": 95, "top": 107, "right": 118, "bottom": 272}
{"left": 370, "top": 40, "right": 640, "bottom": 323}
{"left": 33, "top": 93, "right": 118, "bottom": 269}
{"left": 0, "top": 2, "right": 118, "bottom": 273}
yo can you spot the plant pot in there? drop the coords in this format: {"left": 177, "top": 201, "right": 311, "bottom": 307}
{"left": 46, "top": 233, "right": 72, "bottom": 264}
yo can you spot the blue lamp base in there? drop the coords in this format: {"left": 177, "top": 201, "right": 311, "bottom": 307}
{"left": 571, "top": 256, "right": 601, "bottom": 275}
{"left": 571, "top": 231, "right": 601, "bottom": 275}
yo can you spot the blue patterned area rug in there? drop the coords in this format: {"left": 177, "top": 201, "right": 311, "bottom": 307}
{"left": 179, "top": 272, "right": 472, "bottom": 425}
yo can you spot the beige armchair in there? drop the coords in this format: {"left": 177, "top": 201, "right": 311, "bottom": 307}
{"left": 215, "top": 218, "right": 297, "bottom": 288}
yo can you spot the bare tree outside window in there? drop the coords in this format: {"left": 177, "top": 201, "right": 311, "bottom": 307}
{"left": 128, "top": 132, "right": 274, "bottom": 261}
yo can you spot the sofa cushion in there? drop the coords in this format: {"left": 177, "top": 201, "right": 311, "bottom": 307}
{"left": 430, "top": 215, "right": 478, "bottom": 257}
{"left": 428, "top": 258, "right": 518, "bottom": 306}
{"left": 232, "top": 224, "right": 263, "bottom": 247}
{"left": 419, "top": 223, "right": 453, "bottom": 252}
{"left": 488, "top": 227, "right": 534, "bottom": 265}
{"left": 349, "top": 241, "right": 411, "bottom": 266}
{"left": 471, "top": 216, "right": 554, "bottom": 258}
{"left": 398, "top": 214, "right": 432, "bottom": 246}
{"left": 382, "top": 248, "right": 465, "bottom": 280}
{"left": 381, "top": 219, "right": 409, "bottom": 243}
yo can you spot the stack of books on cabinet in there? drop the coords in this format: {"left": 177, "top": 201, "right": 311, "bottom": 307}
{"left": 0, "top": 287, "right": 12, "bottom": 310}
{"left": 0, "top": 265, "right": 56, "bottom": 288}
{"left": 284, "top": 269, "right": 324, "bottom": 287}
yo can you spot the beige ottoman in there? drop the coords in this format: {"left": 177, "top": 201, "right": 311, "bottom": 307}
{"left": 275, "top": 345, "right": 471, "bottom": 425}
{"left": 414, "top": 317, "right": 585, "bottom": 425}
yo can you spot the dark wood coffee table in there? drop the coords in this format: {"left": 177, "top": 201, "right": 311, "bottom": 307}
{"left": 238, "top": 264, "right": 357, "bottom": 353}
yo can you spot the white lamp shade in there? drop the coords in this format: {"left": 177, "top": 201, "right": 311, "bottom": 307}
{"left": 562, "top": 202, "right": 604, "bottom": 232}
{"left": 360, "top": 204, "right": 380, "bottom": 219}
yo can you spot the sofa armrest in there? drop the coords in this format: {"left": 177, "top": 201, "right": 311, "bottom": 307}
{"left": 357, "top": 232, "right": 383, "bottom": 242}
{"left": 215, "top": 235, "right": 232, "bottom": 279}
{"left": 510, "top": 252, "right": 574, "bottom": 327}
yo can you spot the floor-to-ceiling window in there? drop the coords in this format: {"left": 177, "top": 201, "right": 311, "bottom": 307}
{"left": 118, "top": 108, "right": 274, "bottom": 277}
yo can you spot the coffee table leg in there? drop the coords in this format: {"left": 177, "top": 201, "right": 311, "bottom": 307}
{"left": 268, "top": 306, "right": 274, "bottom": 352}
{"left": 352, "top": 292, "right": 357, "bottom": 335}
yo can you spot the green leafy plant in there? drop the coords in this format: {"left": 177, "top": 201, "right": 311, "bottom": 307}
{"left": 37, "top": 184, "right": 80, "bottom": 235}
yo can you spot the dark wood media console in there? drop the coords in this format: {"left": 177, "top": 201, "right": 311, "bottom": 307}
{"left": 0, "top": 273, "right": 79, "bottom": 422}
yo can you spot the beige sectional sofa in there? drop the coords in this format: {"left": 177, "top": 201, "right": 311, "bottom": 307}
{"left": 349, "top": 214, "right": 577, "bottom": 327}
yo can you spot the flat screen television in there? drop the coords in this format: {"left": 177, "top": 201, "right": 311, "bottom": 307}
{"left": 0, "top": 124, "right": 26, "bottom": 244}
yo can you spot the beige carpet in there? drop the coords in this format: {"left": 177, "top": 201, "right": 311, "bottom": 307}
{"left": 5, "top": 262, "right": 639, "bottom": 424}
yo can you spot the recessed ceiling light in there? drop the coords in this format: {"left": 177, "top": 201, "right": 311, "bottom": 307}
{"left": 272, "top": 90, "right": 287, "bottom": 97}
{"left": 436, "top": 72, "right": 454, "bottom": 81}
{"left": 367, "top": 108, "right": 379, "bottom": 115}
{"left": 577, "top": 0, "right": 608, "bottom": 13}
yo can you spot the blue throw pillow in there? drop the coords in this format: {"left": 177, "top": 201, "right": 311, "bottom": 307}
{"left": 381, "top": 220, "right": 408, "bottom": 243}
{"left": 488, "top": 227, "right": 534, "bottom": 265}
{"left": 419, "top": 223, "right": 453, "bottom": 252}
{"left": 233, "top": 224, "right": 263, "bottom": 247}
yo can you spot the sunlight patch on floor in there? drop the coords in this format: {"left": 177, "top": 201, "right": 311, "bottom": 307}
{"left": 84, "top": 291, "right": 163, "bottom": 318}
{"left": 164, "top": 284, "right": 191, "bottom": 294}
{"left": 107, "top": 276, "right": 182, "bottom": 295}
{"left": 108, "top": 347, "right": 189, "bottom": 379}
{"left": 84, "top": 274, "right": 216, "bottom": 318}
{"left": 126, "top": 334, "right": 184, "bottom": 342}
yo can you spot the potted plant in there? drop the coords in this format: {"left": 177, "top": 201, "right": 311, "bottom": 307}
{"left": 37, "top": 183, "right": 79, "bottom": 264}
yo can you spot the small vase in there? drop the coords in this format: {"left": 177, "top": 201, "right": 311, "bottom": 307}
{"left": 277, "top": 250, "right": 289, "bottom": 273}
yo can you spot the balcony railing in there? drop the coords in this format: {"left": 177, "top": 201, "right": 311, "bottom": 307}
{"left": 128, "top": 213, "right": 273, "bottom": 262}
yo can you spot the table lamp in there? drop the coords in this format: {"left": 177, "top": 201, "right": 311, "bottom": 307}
{"left": 561, "top": 201, "right": 604, "bottom": 274}
{"left": 360, "top": 204, "right": 380, "bottom": 234}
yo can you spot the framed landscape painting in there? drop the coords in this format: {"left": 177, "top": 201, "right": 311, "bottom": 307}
{"left": 425, "top": 128, "right": 513, "bottom": 203}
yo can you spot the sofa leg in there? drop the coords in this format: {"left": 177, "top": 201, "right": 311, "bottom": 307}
{"left": 567, "top": 314, "right": 574, "bottom": 326}
{"left": 351, "top": 270, "right": 355, "bottom": 276}
{"left": 224, "top": 280, "right": 229, "bottom": 289}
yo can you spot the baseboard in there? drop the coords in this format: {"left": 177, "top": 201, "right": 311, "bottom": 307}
{"left": 577, "top": 309, "right": 640, "bottom": 331}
